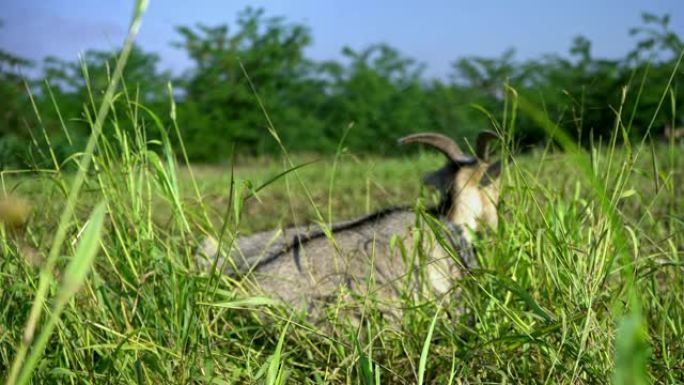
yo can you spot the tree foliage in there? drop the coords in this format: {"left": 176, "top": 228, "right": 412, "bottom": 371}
{"left": 173, "top": 7, "right": 318, "bottom": 160}
{"left": 0, "top": 42, "right": 33, "bottom": 167}
{"left": 0, "top": 11, "right": 682, "bottom": 166}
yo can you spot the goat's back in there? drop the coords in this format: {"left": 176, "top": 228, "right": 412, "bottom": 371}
{"left": 204, "top": 208, "right": 430, "bottom": 314}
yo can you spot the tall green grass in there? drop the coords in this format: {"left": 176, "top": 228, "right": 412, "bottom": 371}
{"left": 1, "top": 2, "right": 683, "bottom": 383}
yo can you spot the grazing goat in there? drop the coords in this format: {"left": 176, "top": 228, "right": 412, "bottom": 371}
{"left": 664, "top": 125, "right": 684, "bottom": 142}
{"left": 198, "top": 131, "right": 502, "bottom": 319}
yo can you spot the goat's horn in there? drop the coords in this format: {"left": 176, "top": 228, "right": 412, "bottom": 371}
{"left": 475, "top": 130, "right": 499, "bottom": 161}
{"left": 399, "top": 132, "right": 473, "bottom": 163}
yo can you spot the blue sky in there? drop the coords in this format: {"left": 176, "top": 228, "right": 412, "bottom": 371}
{"left": 1, "top": 0, "right": 683, "bottom": 79}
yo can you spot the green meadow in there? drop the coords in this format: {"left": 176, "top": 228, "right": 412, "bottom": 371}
{"left": 2, "top": 2, "right": 684, "bottom": 384}
{"left": 3, "top": 105, "right": 684, "bottom": 383}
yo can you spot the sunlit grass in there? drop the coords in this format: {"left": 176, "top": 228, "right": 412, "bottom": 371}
{"left": 2, "top": 122, "right": 683, "bottom": 383}
{"left": 1, "top": 2, "right": 683, "bottom": 383}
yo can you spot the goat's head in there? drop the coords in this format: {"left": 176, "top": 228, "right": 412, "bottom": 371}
{"left": 400, "top": 131, "right": 502, "bottom": 239}
{"left": 664, "top": 125, "right": 684, "bottom": 141}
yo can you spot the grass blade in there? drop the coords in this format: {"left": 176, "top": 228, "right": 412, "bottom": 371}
{"left": 266, "top": 322, "right": 289, "bottom": 385}
{"left": 418, "top": 306, "right": 440, "bottom": 385}
{"left": 613, "top": 294, "right": 650, "bottom": 385}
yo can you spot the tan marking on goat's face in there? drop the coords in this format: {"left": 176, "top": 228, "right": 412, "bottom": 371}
{"left": 446, "top": 162, "right": 500, "bottom": 240}
{"left": 664, "top": 126, "right": 684, "bottom": 140}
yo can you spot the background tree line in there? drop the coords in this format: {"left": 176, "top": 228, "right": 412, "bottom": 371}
{"left": 0, "top": 8, "right": 682, "bottom": 166}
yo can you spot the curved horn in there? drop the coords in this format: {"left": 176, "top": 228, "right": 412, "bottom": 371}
{"left": 475, "top": 130, "right": 499, "bottom": 161}
{"left": 399, "top": 132, "right": 473, "bottom": 163}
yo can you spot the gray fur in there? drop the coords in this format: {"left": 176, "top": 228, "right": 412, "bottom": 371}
{"left": 196, "top": 131, "right": 502, "bottom": 319}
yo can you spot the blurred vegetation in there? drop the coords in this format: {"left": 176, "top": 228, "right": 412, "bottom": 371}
{"left": 1, "top": 6, "right": 683, "bottom": 383}
{"left": 0, "top": 8, "right": 682, "bottom": 166}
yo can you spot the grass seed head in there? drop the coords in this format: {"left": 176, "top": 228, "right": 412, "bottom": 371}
{"left": 0, "top": 195, "right": 32, "bottom": 229}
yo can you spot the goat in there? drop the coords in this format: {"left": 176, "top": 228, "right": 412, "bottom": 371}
{"left": 197, "top": 131, "right": 502, "bottom": 319}
{"left": 664, "top": 125, "right": 684, "bottom": 142}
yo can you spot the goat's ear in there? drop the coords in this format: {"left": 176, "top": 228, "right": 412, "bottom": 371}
{"left": 479, "top": 160, "right": 502, "bottom": 187}
{"left": 423, "top": 163, "right": 457, "bottom": 191}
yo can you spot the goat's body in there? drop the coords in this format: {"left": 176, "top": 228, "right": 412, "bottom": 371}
{"left": 253, "top": 209, "right": 419, "bottom": 314}
{"left": 664, "top": 125, "right": 684, "bottom": 142}
{"left": 199, "top": 207, "right": 468, "bottom": 317}
{"left": 196, "top": 130, "right": 503, "bottom": 321}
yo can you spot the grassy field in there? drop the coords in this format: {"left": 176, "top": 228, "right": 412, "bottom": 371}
{"left": 2, "top": 131, "right": 683, "bottom": 384}
{"left": 2, "top": 4, "right": 684, "bottom": 383}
